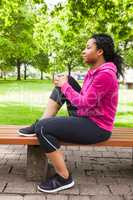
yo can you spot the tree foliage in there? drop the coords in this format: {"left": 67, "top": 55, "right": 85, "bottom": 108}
{"left": 0, "top": 0, "right": 132, "bottom": 80}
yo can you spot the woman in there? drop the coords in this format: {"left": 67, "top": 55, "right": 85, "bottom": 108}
{"left": 17, "top": 33, "right": 124, "bottom": 193}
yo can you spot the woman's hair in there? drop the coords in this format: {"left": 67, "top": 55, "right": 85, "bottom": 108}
{"left": 91, "top": 33, "right": 124, "bottom": 80}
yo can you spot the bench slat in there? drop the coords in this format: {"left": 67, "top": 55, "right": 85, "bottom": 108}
{"left": 1, "top": 133, "right": 133, "bottom": 138}
{"left": 0, "top": 129, "right": 133, "bottom": 134}
{"left": 0, "top": 125, "right": 133, "bottom": 147}
{"left": 0, "top": 125, "right": 132, "bottom": 130}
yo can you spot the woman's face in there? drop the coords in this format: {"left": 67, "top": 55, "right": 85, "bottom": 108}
{"left": 82, "top": 38, "right": 103, "bottom": 65}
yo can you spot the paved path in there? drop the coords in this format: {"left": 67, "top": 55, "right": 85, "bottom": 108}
{"left": 0, "top": 145, "right": 133, "bottom": 199}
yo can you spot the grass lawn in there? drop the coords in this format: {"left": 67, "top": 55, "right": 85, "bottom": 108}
{"left": 0, "top": 103, "right": 67, "bottom": 125}
{"left": 0, "top": 78, "right": 133, "bottom": 127}
{"left": 0, "top": 79, "right": 53, "bottom": 94}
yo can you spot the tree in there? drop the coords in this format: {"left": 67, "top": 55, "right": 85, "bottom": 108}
{"left": 32, "top": 50, "right": 49, "bottom": 80}
{"left": 124, "top": 48, "right": 133, "bottom": 68}
{"left": 38, "top": 3, "right": 86, "bottom": 75}
{"left": 67, "top": 0, "right": 133, "bottom": 49}
{"left": 0, "top": 60, "right": 14, "bottom": 80}
{"left": 0, "top": 0, "right": 132, "bottom": 81}
{"left": 0, "top": 0, "right": 39, "bottom": 80}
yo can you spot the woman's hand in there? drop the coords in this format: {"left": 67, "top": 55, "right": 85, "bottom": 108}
{"left": 53, "top": 74, "right": 68, "bottom": 87}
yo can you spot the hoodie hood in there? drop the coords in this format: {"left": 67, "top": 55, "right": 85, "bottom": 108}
{"left": 89, "top": 62, "right": 117, "bottom": 76}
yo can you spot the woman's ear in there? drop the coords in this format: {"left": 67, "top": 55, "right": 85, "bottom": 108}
{"left": 97, "top": 49, "right": 104, "bottom": 56}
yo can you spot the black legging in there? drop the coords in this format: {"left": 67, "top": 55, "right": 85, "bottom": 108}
{"left": 35, "top": 76, "right": 112, "bottom": 153}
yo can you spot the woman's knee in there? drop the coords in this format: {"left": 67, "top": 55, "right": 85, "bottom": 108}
{"left": 34, "top": 119, "right": 61, "bottom": 152}
{"left": 35, "top": 119, "right": 47, "bottom": 136}
{"left": 35, "top": 118, "right": 55, "bottom": 137}
{"left": 49, "top": 86, "right": 66, "bottom": 106}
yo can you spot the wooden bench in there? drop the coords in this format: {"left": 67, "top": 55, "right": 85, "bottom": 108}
{"left": 0, "top": 125, "right": 133, "bottom": 181}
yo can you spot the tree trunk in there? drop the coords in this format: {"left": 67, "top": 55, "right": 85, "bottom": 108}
{"left": 67, "top": 64, "right": 72, "bottom": 76}
{"left": 0, "top": 71, "right": 3, "bottom": 78}
{"left": 68, "top": 69, "right": 71, "bottom": 76}
{"left": 17, "top": 60, "right": 21, "bottom": 80}
{"left": 3, "top": 71, "right": 6, "bottom": 80}
{"left": 24, "top": 64, "right": 27, "bottom": 80}
{"left": 52, "top": 72, "right": 55, "bottom": 82}
{"left": 40, "top": 70, "right": 43, "bottom": 80}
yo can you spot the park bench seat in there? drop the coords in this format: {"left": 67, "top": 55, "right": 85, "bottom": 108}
{"left": 0, "top": 125, "right": 133, "bottom": 181}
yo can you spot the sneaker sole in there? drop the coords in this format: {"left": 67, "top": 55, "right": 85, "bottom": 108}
{"left": 17, "top": 130, "right": 36, "bottom": 137}
{"left": 37, "top": 180, "right": 75, "bottom": 193}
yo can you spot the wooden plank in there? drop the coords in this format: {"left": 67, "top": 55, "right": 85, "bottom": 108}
{"left": 1, "top": 133, "right": 133, "bottom": 137}
{"left": 1, "top": 129, "right": 133, "bottom": 134}
{"left": 0, "top": 125, "right": 133, "bottom": 130}
{"left": 1, "top": 126, "right": 133, "bottom": 132}
{"left": 0, "top": 132, "right": 133, "bottom": 137}
{"left": 0, "top": 126, "right": 133, "bottom": 136}
{"left": 0, "top": 125, "right": 133, "bottom": 147}
{"left": 1, "top": 136, "right": 133, "bottom": 141}
{"left": 1, "top": 136, "right": 133, "bottom": 146}
{"left": 0, "top": 138, "right": 38, "bottom": 145}
{"left": 0, "top": 127, "right": 132, "bottom": 134}
{"left": 0, "top": 126, "right": 132, "bottom": 130}
{"left": 1, "top": 131, "right": 133, "bottom": 135}
{"left": 1, "top": 135, "right": 133, "bottom": 140}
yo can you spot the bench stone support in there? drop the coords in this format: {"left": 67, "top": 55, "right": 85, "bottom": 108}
{"left": 26, "top": 145, "right": 49, "bottom": 181}
{"left": 132, "top": 146, "right": 133, "bottom": 166}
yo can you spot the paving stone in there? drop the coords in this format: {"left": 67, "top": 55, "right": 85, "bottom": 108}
{"left": 129, "top": 185, "right": 133, "bottom": 194}
{"left": 79, "top": 184, "right": 110, "bottom": 195}
{"left": 47, "top": 194, "right": 68, "bottom": 200}
{"left": 0, "top": 194, "right": 23, "bottom": 200}
{"left": 109, "top": 184, "right": 132, "bottom": 195}
{"left": 11, "top": 166, "right": 26, "bottom": 175}
{"left": 0, "top": 158, "right": 7, "bottom": 165}
{"left": 24, "top": 194, "right": 46, "bottom": 200}
{"left": 0, "top": 174, "right": 26, "bottom": 182}
{"left": 90, "top": 195, "right": 124, "bottom": 200}
{"left": 0, "top": 181, "right": 7, "bottom": 192}
{"left": 0, "top": 165, "right": 11, "bottom": 174}
{"left": 75, "top": 176, "right": 96, "bottom": 185}
{"left": 96, "top": 177, "right": 118, "bottom": 185}
{"left": 4, "top": 181, "right": 37, "bottom": 193}
{"left": 103, "top": 170, "right": 121, "bottom": 177}
{"left": 69, "top": 195, "right": 90, "bottom": 200}
{"left": 116, "top": 178, "right": 133, "bottom": 185}
{"left": 124, "top": 194, "right": 133, "bottom": 200}
{"left": 85, "top": 169, "right": 103, "bottom": 176}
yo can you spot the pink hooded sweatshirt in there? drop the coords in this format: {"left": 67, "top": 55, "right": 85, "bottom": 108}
{"left": 61, "top": 62, "right": 119, "bottom": 132}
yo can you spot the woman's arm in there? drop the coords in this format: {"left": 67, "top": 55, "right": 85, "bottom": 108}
{"left": 61, "top": 72, "right": 114, "bottom": 110}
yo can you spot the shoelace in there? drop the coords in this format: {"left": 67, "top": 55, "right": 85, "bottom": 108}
{"left": 46, "top": 173, "right": 67, "bottom": 183}
{"left": 41, "top": 173, "right": 59, "bottom": 185}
